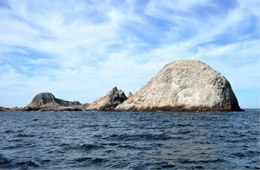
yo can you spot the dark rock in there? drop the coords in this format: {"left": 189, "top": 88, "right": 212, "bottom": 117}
{"left": 0, "top": 106, "right": 10, "bottom": 112}
{"left": 0, "top": 93, "right": 87, "bottom": 112}
{"left": 28, "top": 92, "right": 81, "bottom": 107}
{"left": 24, "top": 92, "right": 83, "bottom": 111}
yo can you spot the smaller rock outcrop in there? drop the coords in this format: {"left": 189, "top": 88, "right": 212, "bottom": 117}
{"left": 0, "top": 93, "right": 89, "bottom": 112}
{"left": 87, "top": 87, "right": 127, "bottom": 111}
{"left": 24, "top": 92, "right": 83, "bottom": 111}
{"left": 0, "top": 106, "right": 10, "bottom": 112}
{"left": 0, "top": 106, "right": 24, "bottom": 112}
{"left": 27, "top": 93, "right": 81, "bottom": 108}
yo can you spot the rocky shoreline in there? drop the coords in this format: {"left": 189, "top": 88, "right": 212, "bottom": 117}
{"left": 0, "top": 60, "right": 243, "bottom": 112}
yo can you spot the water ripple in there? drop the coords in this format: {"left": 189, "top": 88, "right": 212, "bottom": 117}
{"left": 0, "top": 109, "right": 259, "bottom": 169}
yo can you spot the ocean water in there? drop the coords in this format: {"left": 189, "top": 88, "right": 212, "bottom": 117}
{"left": 0, "top": 110, "right": 259, "bottom": 170}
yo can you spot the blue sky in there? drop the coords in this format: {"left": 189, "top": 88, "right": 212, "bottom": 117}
{"left": 0, "top": 0, "right": 259, "bottom": 108}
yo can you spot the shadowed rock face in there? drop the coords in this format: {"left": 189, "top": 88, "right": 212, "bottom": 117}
{"left": 88, "top": 87, "right": 127, "bottom": 111}
{"left": 24, "top": 92, "right": 83, "bottom": 111}
{"left": 116, "top": 60, "right": 242, "bottom": 112}
{"left": 0, "top": 106, "right": 9, "bottom": 112}
{"left": 28, "top": 93, "right": 81, "bottom": 108}
{"left": 0, "top": 93, "right": 88, "bottom": 112}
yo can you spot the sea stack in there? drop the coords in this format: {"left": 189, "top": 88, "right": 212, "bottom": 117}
{"left": 116, "top": 60, "right": 242, "bottom": 112}
{"left": 88, "top": 87, "right": 127, "bottom": 111}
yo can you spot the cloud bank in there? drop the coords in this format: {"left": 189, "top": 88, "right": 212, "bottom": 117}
{"left": 0, "top": 0, "right": 259, "bottom": 108}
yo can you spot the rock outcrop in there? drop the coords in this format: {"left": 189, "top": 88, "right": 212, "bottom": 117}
{"left": 128, "top": 92, "right": 133, "bottom": 98}
{"left": 24, "top": 92, "right": 84, "bottom": 111}
{"left": 88, "top": 87, "right": 127, "bottom": 111}
{"left": 0, "top": 106, "right": 10, "bottom": 112}
{"left": 27, "top": 93, "right": 80, "bottom": 108}
{"left": 116, "top": 60, "right": 242, "bottom": 112}
{"left": 0, "top": 93, "right": 89, "bottom": 112}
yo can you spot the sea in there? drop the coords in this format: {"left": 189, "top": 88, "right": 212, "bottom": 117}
{"left": 0, "top": 109, "right": 259, "bottom": 170}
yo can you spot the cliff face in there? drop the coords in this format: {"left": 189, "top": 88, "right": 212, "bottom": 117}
{"left": 116, "top": 60, "right": 242, "bottom": 112}
{"left": 88, "top": 87, "right": 127, "bottom": 111}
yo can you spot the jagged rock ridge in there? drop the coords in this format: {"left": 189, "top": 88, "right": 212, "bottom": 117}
{"left": 116, "top": 60, "right": 242, "bottom": 112}
{"left": 88, "top": 87, "right": 127, "bottom": 111}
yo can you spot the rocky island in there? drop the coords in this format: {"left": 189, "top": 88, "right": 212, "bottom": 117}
{"left": 23, "top": 92, "right": 87, "bottom": 111}
{"left": 0, "top": 93, "right": 88, "bottom": 112}
{"left": 116, "top": 60, "right": 242, "bottom": 111}
{"left": 0, "top": 60, "right": 242, "bottom": 112}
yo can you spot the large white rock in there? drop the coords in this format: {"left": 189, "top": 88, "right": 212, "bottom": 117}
{"left": 116, "top": 60, "right": 242, "bottom": 111}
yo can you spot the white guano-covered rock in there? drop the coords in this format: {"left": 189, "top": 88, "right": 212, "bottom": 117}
{"left": 116, "top": 60, "right": 242, "bottom": 112}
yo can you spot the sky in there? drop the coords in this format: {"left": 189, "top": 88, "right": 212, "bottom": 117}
{"left": 0, "top": 0, "right": 259, "bottom": 108}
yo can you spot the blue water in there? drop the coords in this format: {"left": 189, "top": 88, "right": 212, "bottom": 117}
{"left": 0, "top": 110, "right": 259, "bottom": 169}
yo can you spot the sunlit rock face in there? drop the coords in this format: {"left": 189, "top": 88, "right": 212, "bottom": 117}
{"left": 88, "top": 87, "right": 127, "bottom": 111}
{"left": 116, "top": 60, "right": 242, "bottom": 112}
